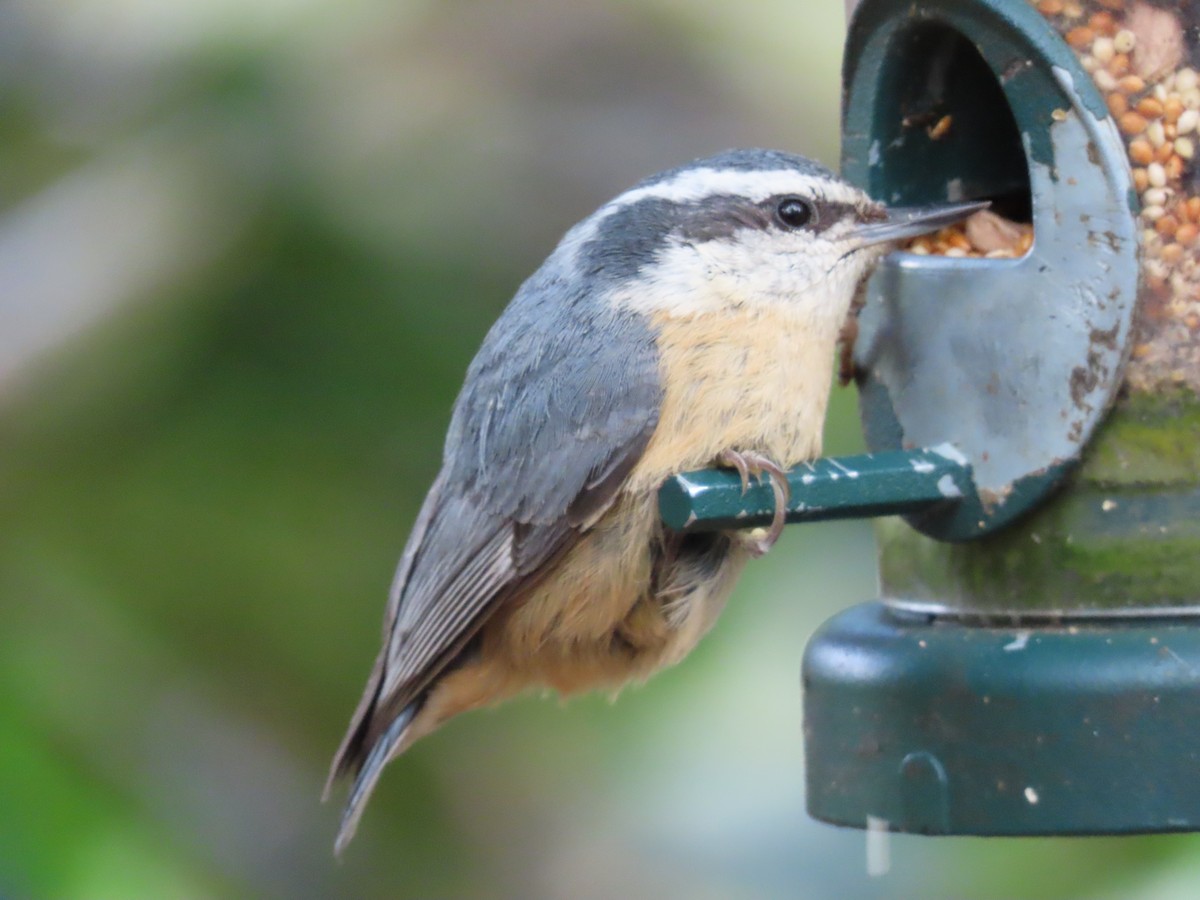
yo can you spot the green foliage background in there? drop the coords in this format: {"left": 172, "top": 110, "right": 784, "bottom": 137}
{"left": 1, "top": 1, "right": 1198, "bottom": 897}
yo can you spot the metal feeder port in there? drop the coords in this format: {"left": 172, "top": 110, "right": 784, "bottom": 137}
{"left": 655, "top": 0, "right": 1200, "bottom": 840}
{"left": 802, "top": 0, "right": 1200, "bottom": 837}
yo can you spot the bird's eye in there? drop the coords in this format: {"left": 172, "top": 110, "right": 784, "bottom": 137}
{"left": 776, "top": 196, "right": 814, "bottom": 229}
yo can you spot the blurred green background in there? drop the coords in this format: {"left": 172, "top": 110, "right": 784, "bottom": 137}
{"left": 2, "top": 1, "right": 1200, "bottom": 897}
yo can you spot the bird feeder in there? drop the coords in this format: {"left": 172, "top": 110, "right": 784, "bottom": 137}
{"left": 660, "top": 0, "right": 1200, "bottom": 836}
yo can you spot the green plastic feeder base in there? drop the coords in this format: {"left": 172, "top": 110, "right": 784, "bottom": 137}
{"left": 803, "top": 602, "right": 1200, "bottom": 835}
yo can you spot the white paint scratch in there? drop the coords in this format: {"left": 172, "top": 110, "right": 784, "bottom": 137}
{"left": 1004, "top": 631, "right": 1032, "bottom": 652}
{"left": 937, "top": 474, "right": 963, "bottom": 499}
{"left": 930, "top": 442, "right": 969, "bottom": 466}
{"left": 830, "top": 458, "right": 860, "bottom": 479}
{"left": 865, "top": 815, "right": 891, "bottom": 877}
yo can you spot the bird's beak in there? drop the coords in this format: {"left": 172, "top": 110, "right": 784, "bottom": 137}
{"left": 851, "top": 200, "right": 991, "bottom": 247}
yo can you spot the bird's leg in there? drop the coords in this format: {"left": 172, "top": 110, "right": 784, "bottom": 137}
{"left": 717, "top": 450, "right": 791, "bottom": 557}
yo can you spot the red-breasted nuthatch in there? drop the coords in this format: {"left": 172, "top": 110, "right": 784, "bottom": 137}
{"left": 325, "top": 148, "right": 978, "bottom": 851}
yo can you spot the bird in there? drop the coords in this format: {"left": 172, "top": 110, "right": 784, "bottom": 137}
{"left": 325, "top": 148, "right": 980, "bottom": 852}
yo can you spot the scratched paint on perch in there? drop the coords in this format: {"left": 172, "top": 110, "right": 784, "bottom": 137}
{"left": 658, "top": 445, "right": 974, "bottom": 532}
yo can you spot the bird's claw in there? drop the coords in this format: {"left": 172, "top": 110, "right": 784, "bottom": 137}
{"left": 717, "top": 450, "right": 791, "bottom": 557}
{"left": 719, "top": 448, "right": 753, "bottom": 495}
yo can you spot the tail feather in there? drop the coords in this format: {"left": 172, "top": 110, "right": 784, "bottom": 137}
{"left": 331, "top": 703, "right": 418, "bottom": 856}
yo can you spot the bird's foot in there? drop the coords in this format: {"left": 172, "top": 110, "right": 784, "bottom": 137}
{"left": 717, "top": 450, "right": 791, "bottom": 557}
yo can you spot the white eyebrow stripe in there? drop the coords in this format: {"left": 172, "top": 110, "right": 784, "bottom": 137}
{"left": 553, "top": 164, "right": 864, "bottom": 267}
{"left": 606, "top": 168, "right": 863, "bottom": 211}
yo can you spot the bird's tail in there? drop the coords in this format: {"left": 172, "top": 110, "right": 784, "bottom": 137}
{"left": 329, "top": 702, "right": 418, "bottom": 856}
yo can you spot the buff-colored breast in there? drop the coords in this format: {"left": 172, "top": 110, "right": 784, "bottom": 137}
{"left": 626, "top": 303, "right": 838, "bottom": 491}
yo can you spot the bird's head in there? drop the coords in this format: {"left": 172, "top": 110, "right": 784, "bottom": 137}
{"left": 558, "top": 148, "right": 981, "bottom": 323}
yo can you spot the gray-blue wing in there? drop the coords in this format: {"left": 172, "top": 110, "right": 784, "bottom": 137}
{"left": 330, "top": 282, "right": 661, "bottom": 773}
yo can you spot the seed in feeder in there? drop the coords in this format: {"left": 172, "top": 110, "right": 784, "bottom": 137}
{"left": 1148, "top": 162, "right": 1168, "bottom": 187}
{"left": 1164, "top": 96, "right": 1184, "bottom": 123}
{"left": 1177, "top": 108, "right": 1199, "bottom": 134}
{"left": 1176, "top": 136, "right": 1195, "bottom": 159}
{"left": 1143, "top": 187, "right": 1170, "bottom": 207}
{"left": 1143, "top": 203, "right": 1166, "bottom": 221}
{"left": 1120, "top": 110, "right": 1149, "bottom": 134}
{"left": 1134, "top": 167, "right": 1150, "bottom": 191}
{"left": 1129, "top": 138, "right": 1154, "bottom": 165}
{"left": 1092, "top": 36, "right": 1116, "bottom": 65}
{"left": 1107, "top": 92, "right": 1129, "bottom": 116}
{"left": 1119, "top": 74, "right": 1146, "bottom": 94}
{"left": 1148, "top": 119, "right": 1167, "bottom": 147}
{"left": 1038, "top": 0, "right": 1064, "bottom": 14}
{"left": 1156, "top": 140, "right": 1175, "bottom": 163}
{"left": 1137, "top": 96, "right": 1165, "bottom": 118}
{"left": 965, "top": 210, "right": 1026, "bottom": 254}
{"left": 946, "top": 229, "right": 972, "bottom": 251}
{"left": 1178, "top": 68, "right": 1200, "bottom": 92}
{"left": 1066, "top": 25, "right": 1094, "bottom": 48}
{"left": 1165, "top": 155, "right": 1184, "bottom": 180}
{"left": 1110, "top": 52, "right": 1131, "bottom": 76}
{"left": 1127, "top": 0, "right": 1185, "bottom": 81}
{"left": 1156, "top": 214, "right": 1179, "bottom": 237}
{"left": 1187, "top": 197, "right": 1200, "bottom": 220}
{"left": 1162, "top": 242, "right": 1185, "bottom": 264}
{"left": 1177, "top": 222, "right": 1199, "bottom": 245}
{"left": 1094, "top": 67, "right": 1118, "bottom": 91}
{"left": 1114, "top": 28, "right": 1137, "bottom": 53}
{"left": 901, "top": 212, "right": 1030, "bottom": 259}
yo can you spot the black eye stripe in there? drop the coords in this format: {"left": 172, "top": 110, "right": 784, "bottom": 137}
{"left": 672, "top": 195, "right": 774, "bottom": 243}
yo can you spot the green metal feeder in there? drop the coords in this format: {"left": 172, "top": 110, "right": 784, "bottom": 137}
{"left": 660, "top": 0, "right": 1200, "bottom": 836}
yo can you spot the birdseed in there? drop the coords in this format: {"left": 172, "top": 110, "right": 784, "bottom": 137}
{"left": 1033, "top": 0, "right": 1200, "bottom": 393}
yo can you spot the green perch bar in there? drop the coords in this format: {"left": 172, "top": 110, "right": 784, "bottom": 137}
{"left": 658, "top": 445, "right": 974, "bottom": 533}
